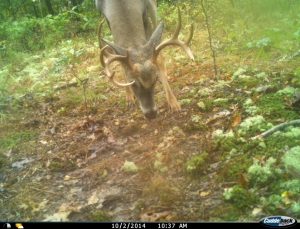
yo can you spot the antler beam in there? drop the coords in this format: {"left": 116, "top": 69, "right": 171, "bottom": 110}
{"left": 154, "top": 7, "right": 194, "bottom": 60}
{"left": 100, "top": 45, "right": 135, "bottom": 87}
{"left": 98, "top": 21, "right": 135, "bottom": 87}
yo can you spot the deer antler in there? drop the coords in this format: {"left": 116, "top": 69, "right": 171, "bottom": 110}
{"left": 98, "top": 21, "right": 135, "bottom": 87}
{"left": 154, "top": 7, "right": 194, "bottom": 60}
{"left": 100, "top": 46, "right": 135, "bottom": 87}
{"left": 98, "top": 19, "right": 106, "bottom": 49}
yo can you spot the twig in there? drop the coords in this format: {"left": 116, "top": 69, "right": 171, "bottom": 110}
{"left": 53, "top": 78, "right": 89, "bottom": 91}
{"left": 250, "top": 119, "right": 300, "bottom": 140}
{"left": 200, "top": 0, "right": 218, "bottom": 77}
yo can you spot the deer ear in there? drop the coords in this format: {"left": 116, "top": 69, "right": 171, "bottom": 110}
{"left": 101, "top": 39, "right": 127, "bottom": 56}
{"left": 145, "top": 22, "right": 164, "bottom": 49}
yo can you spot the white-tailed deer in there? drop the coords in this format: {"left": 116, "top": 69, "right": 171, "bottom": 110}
{"left": 96, "top": 0, "right": 194, "bottom": 119}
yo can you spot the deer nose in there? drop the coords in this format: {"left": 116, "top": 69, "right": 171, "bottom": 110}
{"left": 144, "top": 110, "right": 157, "bottom": 119}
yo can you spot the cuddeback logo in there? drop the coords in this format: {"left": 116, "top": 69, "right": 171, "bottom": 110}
{"left": 260, "top": 216, "right": 297, "bottom": 228}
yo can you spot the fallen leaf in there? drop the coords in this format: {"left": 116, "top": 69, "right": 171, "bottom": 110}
{"left": 238, "top": 172, "right": 247, "bottom": 188}
{"left": 231, "top": 113, "right": 241, "bottom": 127}
{"left": 281, "top": 191, "right": 292, "bottom": 197}
{"left": 88, "top": 153, "right": 97, "bottom": 160}
{"left": 64, "top": 175, "right": 71, "bottom": 181}
{"left": 39, "top": 140, "right": 48, "bottom": 145}
{"left": 284, "top": 200, "right": 292, "bottom": 205}
{"left": 140, "top": 211, "right": 172, "bottom": 221}
{"left": 199, "top": 191, "right": 210, "bottom": 197}
{"left": 252, "top": 207, "right": 263, "bottom": 217}
{"left": 88, "top": 133, "right": 96, "bottom": 140}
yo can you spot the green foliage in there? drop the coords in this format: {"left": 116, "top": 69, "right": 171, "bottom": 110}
{"left": 243, "top": 98, "right": 259, "bottom": 115}
{"left": 0, "top": 130, "right": 36, "bottom": 149}
{"left": 213, "top": 98, "right": 229, "bottom": 107}
{"left": 282, "top": 146, "right": 300, "bottom": 177}
{"left": 0, "top": 155, "right": 8, "bottom": 169}
{"left": 197, "top": 101, "right": 206, "bottom": 110}
{"left": 264, "top": 128, "right": 300, "bottom": 157}
{"left": 256, "top": 94, "right": 299, "bottom": 120}
{"left": 261, "top": 194, "right": 282, "bottom": 212}
{"left": 281, "top": 179, "right": 300, "bottom": 195}
{"left": 85, "top": 210, "right": 113, "bottom": 221}
{"left": 276, "top": 86, "right": 299, "bottom": 96}
{"left": 238, "top": 115, "right": 272, "bottom": 136}
{"left": 291, "top": 202, "right": 300, "bottom": 215}
{"left": 212, "top": 129, "right": 235, "bottom": 139}
{"left": 0, "top": 9, "right": 98, "bottom": 55}
{"left": 247, "top": 37, "right": 271, "bottom": 50}
{"left": 248, "top": 157, "right": 282, "bottom": 187}
{"left": 185, "top": 151, "right": 208, "bottom": 175}
{"left": 121, "top": 161, "right": 139, "bottom": 173}
{"left": 223, "top": 185, "right": 257, "bottom": 210}
{"left": 280, "top": 179, "right": 300, "bottom": 216}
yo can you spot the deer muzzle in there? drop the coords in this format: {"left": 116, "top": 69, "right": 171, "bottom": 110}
{"left": 138, "top": 95, "right": 158, "bottom": 119}
{"left": 144, "top": 109, "right": 157, "bottom": 119}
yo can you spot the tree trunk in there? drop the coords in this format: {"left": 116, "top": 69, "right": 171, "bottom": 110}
{"left": 45, "top": 0, "right": 55, "bottom": 15}
{"left": 8, "top": 0, "right": 16, "bottom": 20}
{"left": 32, "top": 2, "right": 39, "bottom": 18}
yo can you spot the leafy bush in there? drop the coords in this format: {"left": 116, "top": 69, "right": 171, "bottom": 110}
{"left": 0, "top": 17, "right": 43, "bottom": 52}
{"left": 0, "top": 9, "right": 97, "bottom": 54}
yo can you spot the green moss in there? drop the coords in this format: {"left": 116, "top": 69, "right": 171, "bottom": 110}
{"left": 196, "top": 88, "right": 213, "bottom": 97}
{"left": 185, "top": 151, "right": 209, "bottom": 175}
{"left": 49, "top": 161, "right": 64, "bottom": 171}
{"left": 49, "top": 160, "right": 76, "bottom": 172}
{"left": 85, "top": 210, "right": 113, "bottom": 221}
{"left": 121, "top": 160, "right": 139, "bottom": 173}
{"left": 0, "top": 156, "right": 8, "bottom": 169}
{"left": 183, "top": 122, "right": 208, "bottom": 132}
{"left": 0, "top": 130, "right": 37, "bottom": 149}
{"left": 238, "top": 115, "right": 272, "bottom": 136}
{"left": 180, "top": 98, "right": 192, "bottom": 105}
{"left": 214, "top": 204, "right": 241, "bottom": 221}
{"left": 197, "top": 101, "right": 206, "bottom": 110}
{"left": 223, "top": 185, "right": 258, "bottom": 210}
{"left": 276, "top": 86, "right": 299, "bottom": 96}
{"left": 201, "top": 98, "right": 214, "bottom": 112}
{"left": 213, "top": 98, "right": 229, "bottom": 107}
{"left": 282, "top": 146, "right": 300, "bottom": 177}
{"left": 232, "top": 74, "right": 260, "bottom": 87}
{"left": 248, "top": 157, "right": 283, "bottom": 188}
{"left": 243, "top": 98, "right": 259, "bottom": 115}
{"left": 291, "top": 202, "right": 300, "bottom": 216}
{"left": 256, "top": 94, "right": 299, "bottom": 120}
{"left": 265, "top": 130, "right": 300, "bottom": 155}
{"left": 281, "top": 179, "right": 300, "bottom": 195}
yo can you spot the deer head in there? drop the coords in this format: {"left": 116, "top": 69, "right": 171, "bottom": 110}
{"left": 98, "top": 5, "right": 194, "bottom": 119}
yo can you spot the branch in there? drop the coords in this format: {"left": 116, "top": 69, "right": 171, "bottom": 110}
{"left": 250, "top": 119, "right": 300, "bottom": 140}
{"left": 200, "top": 0, "right": 218, "bottom": 77}
{"left": 54, "top": 78, "right": 88, "bottom": 91}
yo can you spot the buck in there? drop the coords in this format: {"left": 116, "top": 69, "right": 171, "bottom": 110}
{"left": 95, "top": 0, "right": 194, "bottom": 119}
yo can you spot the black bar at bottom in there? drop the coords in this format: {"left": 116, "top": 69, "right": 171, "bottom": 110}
{"left": 4, "top": 222, "right": 299, "bottom": 229}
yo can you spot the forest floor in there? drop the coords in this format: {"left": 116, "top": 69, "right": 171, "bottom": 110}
{"left": 0, "top": 25, "right": 299, "bottom": 222}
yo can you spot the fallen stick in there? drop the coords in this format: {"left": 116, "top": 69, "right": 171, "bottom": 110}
{"left": 250, "top": 119, "right": 300, "bottom": 140}
{"left": 54, "top": 78, "right": 89, "bottom": 91}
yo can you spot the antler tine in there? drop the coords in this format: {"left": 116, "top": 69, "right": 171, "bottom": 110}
{"left": 98, "top": 19, "right": 106, "bottom": 49}
{"left": 154, "top": 7, "right": 194, "bottom": 60}
{"left": 100, "top": 46, "right": 135, "bottom": 87}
